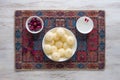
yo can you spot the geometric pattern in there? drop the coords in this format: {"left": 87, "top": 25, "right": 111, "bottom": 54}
{"left": 15, "top": 10, "right": 105, "bottom": 70}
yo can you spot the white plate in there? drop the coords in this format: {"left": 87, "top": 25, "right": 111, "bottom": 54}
{"left": 42, "top": 27, "right": 77, "bottom": 62}
{"left": 76, "top": 16, "right": 94, "bottom": 34}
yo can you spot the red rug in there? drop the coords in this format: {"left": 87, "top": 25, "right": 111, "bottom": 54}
{"left": 15, "top": 10, "right": 105, "bottom": 70}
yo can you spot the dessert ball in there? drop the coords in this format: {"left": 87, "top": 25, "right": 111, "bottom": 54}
{"left": 65, "top": 48, "right": 73, "bottom": 58}
{"left": 53, "top": 33, "right": 60, "bottom": 41}
{"left": 67, "top": 36, "right": 75, "bottom": 46}
{"left": 58, "top": 48, "right": 65, "bottom": 57}
{"left": 51, "top": 52, "right": 60, "bottom": 61}
{"left": 63, "top": 42, "right": 69, "bottom": 49}
{"left": 61, "top": 34, "right": 68, "bottom": 42}
{"left": 56, "top": 28, "right": 65, "bottom": 37}
{"left": 44, "top": 44, "right": 52, "bottom": 54}
{"left": 55, "top": 41, "right": 63, "bottom": 49}
{"left": 52, "top": 46, "right": 58, "bottom": 52}
{"left": 45, "top": 32, "right": 54, "bottom": 42}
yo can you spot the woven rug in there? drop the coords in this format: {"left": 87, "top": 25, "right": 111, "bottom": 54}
{"left": 15, "top": 10, "right": 105, "bottom": 71}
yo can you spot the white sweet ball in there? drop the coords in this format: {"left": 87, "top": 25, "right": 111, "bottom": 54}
{"left": 45, "top": 32, "right": 54, "bottom": 42}
{"left": 67, "top": 36, "right": 75, "bottom": 46}
{"left": 51, "top": 52, "right": 60, "bottom": 61}
{"left": 56, "top": 28, "right": 65, "bottom": 37}
{"left": 52, "top": 46, "right": 58, "bottom": 52}
{"left": 55, "top": 41, "right": 63, "bottom": 49}
{"left": 61, "top": 34, "right": 68, "bottom": 42}
{"left": 45, "top": 40, "right": 54, "bottom": 45}
{"left": 58, "top": 48, "right": 65, "bottom": 57}
{"left": 63, "top": 42, "right": 69, "bottom": 49}
{"left": 53, "top": 33, "right": 59, "bottom": 41}
{"left": 44, "top": 44, "right": 52, "bottom": 54}
{"left": 65, "top": 48, "right": 73, "bottom": 58}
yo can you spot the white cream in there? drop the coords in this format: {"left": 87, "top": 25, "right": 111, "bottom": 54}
{"left": 76, "top": 16, "right": 94, "bottom": 34}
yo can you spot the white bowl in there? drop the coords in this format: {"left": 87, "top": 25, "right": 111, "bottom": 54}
{"left": 76, "top": 16, "right": 94, "bottom": 34}
{"left": 26, "top": 16, "right": 44, "bottom": 34}
{"left": 42, "top": 27, "right": 77, "bottom": 62}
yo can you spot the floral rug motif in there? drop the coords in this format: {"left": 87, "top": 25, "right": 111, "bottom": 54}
{"left": 15, "top": 10, "right": 105, "bottom": 70}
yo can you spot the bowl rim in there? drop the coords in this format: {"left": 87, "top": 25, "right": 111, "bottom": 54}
{"left": 25, "top": 16, "right": 44, "bottom": 34}
{"left": 76, "top": 16, "right": 94, "bottom": 34}
{"left": 42, "top": 27, "right": 77, "bottom": 62}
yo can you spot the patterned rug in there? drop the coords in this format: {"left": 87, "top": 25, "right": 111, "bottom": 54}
{"left": 15, "top": 10, "right": 105, "bottom": 71}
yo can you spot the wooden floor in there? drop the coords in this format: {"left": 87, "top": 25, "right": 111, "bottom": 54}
{"left": 0, "top": 0, "right": 120, "bottom": 80}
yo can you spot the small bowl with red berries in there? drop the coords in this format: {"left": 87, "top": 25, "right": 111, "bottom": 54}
{"left": 26, "top": 16, "right": 44, "bottom": 34}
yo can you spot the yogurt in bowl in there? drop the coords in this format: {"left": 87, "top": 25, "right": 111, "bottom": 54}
{"left": 76, "top": 16, "right": 94, "bottom": 34}
{"left": 42, "top": 27, "right": 77, "bottom": 62}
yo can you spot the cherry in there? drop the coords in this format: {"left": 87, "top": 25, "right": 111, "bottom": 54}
{"left": 28, "top": 17, "right": 42, "bottom": 31}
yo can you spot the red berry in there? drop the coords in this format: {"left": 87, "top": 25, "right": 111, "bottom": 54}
{"left": 28, "top": 17, "right": 42, "bottom": 31}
